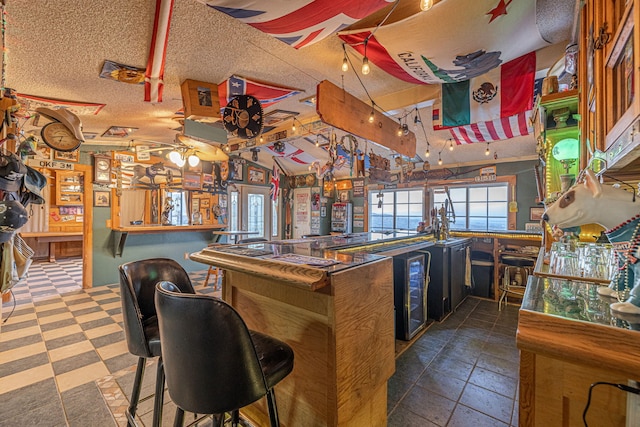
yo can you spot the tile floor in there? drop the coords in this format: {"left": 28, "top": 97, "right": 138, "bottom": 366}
{"left": 1, "top": 258, "right": 520, "bottom": 426}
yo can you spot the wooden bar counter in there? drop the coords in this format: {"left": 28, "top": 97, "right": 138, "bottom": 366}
{"left": 517, "top": 276, "right": 640, "bottom": 426}
{"left": 190, "top": 236, "right": 396, "bottom": 426}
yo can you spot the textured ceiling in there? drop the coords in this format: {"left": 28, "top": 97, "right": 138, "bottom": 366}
{"left": 5, "top": 0, "right": 576, "bottom": 175}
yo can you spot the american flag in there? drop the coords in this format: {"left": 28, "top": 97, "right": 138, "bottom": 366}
{"left": 270, "top": 165, "right": 280, "bottom": 202}
{"left": 200, "top": 0, "right": 393, "bottom": 48}
{"left": 218, "top": 75, "right": 301, "bottom": 109}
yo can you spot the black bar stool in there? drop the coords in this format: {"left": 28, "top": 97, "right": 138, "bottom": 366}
{"left": 155, "top": 281, "right": 294, "bottom": 427}
{"left": 118, "top": 258, "right": 195, "bottom": 427}
{"left": 498, "top": 255, "right": 534, "bottom": 310}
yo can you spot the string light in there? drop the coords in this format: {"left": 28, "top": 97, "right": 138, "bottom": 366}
{"left": 420, "top": 0, "right": 434, "bottom": 12}
{"left": 224, "top": 144, "right": 230, "bottom": 152}
{"left": 292, "top": 119, "right": 296, "bottom": 132}
{"left": 341, "top": 44, "right": 349, "bottom": 72}
{"left": 425, "top": 145, "right": 430, "bottom": 157}
{"left": 315, "top": 135, "right": 320, "bottom": 147}
{"left": 397, "top": 119, "right": 403, "bottom": 137}
{"left": 438, "top": 155, "right": 443, "bottom": 166}
{"left": 361, "top": 39, "right": 371, "bottom": 75}
{"left": 259, "top": 135, "right": 263, "bottom": 143}
{"left": 485, "top": 142, "right": 490, "bottom": 156}
{"left": 368, "top": 105, "right": 375, "bottom": 123}
{"left": 449, "top": 138, "right": 454, "bottom": 151}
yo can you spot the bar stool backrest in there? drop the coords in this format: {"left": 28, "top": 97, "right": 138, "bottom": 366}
{"left": 155, "top": 283, "right": 269, "bottom": 415}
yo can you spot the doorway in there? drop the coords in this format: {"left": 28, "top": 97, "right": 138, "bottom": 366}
{"left": 230, "top": 185, "right": 272, "bottom": 240}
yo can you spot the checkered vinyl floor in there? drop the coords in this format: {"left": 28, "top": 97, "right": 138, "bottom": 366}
{"left": 0, "top": 258, "right": 218, "bottom": 427}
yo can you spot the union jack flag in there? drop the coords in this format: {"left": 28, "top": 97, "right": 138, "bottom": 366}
{"left": 270, "top": 165, "right": 280, "bottom": 202}
{"left": 200, "top": 0, "right": 393, "bottom": 48}
{"left": 218, "top": 75, "right": 301, "bottom": 109}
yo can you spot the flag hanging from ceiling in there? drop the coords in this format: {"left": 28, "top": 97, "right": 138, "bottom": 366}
{"left": 444, "top": 111, "right": 532, "bottom": 144}
{"left": 145, "top": 0, "right": 174, "bottom": 102}
{"left": 441, "top": 52, "right": 535, "bottom": 127}
{"left": 198, "top": 0, "right": 393, "bottom": 48}
{"left": 338, "top": 0, "right": 548, "bottom": 84}
{"left": 433, "top": 52, "right": 536, "bottom": 144}
{"left": 270, "top": 165, "right": 280, "bottom": 201}
{"left": 218, "top": 75, "right": 301, "bottom": 109}
{"left": 263, "top": 141, "right": 317, "bottom": 164}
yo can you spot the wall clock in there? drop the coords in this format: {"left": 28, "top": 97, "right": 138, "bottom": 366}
{"left": 94, "top": 154, "right": 112, "bottom": 184}
{"left": 222, "top": 95, "right": 264, "bottom": 139}
{"left": 41, "top": 122, "right": 82, "bottom": 152}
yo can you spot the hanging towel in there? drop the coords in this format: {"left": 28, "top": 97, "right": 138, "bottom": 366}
{"left": 465, "top": 246, "right": 472, "bottom": 288}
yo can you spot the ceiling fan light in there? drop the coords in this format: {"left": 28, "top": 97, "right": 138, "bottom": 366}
{"left": 420, "top": 0, "right": 434, "bottom": 12}
{"left": 188, "top": 154, "right": 200, "bottom": 167}
{"left": 169, "top": 150, "right": 182, "bottom": 164}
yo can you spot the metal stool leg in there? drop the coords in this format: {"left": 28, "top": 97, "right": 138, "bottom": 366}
{"left": 152, "top": 358, "right": 165, "bottom": 427}
{"left": 173, "top": 407, "right": 185, "bottom": 427}
{"left": 266, "top": 388, "right": 280, "bottom": 427}
{"left": 126, "top": 357, "right": 146, "bottom": 426}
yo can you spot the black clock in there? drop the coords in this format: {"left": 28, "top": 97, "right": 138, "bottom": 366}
{"left": 222, "top": 95, "right": 264, "bottom": 139}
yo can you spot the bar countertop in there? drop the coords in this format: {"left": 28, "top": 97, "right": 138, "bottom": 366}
{"left": 517, "top": 275, "right": 640, "bottom": 378}
{"left": 190, "top": 231, "right": 440, "bottom": 290}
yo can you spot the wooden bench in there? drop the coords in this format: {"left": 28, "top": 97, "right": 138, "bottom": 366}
{"left": 20, "top": 232, "right": 83, "bottom": 262}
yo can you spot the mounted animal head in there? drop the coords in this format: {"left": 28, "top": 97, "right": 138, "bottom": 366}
{"left": 543, "top": 168, "right": 639, "bottom": 230}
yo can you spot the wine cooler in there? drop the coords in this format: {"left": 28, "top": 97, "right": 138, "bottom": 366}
{"left": 393, "top": 251, "right": 430, "bottom": 340}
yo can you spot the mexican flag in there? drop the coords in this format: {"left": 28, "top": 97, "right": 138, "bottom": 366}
{"left": 440, "top": 52, "right": 535, "bottom": 127}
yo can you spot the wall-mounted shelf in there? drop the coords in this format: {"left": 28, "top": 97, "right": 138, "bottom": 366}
{"left": 111, "top": 224, "right": 225, "bottom": 257}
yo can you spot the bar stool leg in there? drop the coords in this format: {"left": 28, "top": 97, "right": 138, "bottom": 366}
{"left": 173, "top": 407, "right": 185, "bottom": 427}
{"left": 127, "top": 357, "right": 146, "bottom": 426}
{"left": 152, "top": 358, "right": 165, "bottom": 427}
{"left": 266, "top": 388, "right": 280, "bottom": 427}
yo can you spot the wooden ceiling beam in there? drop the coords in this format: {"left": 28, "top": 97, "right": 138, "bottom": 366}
{"left": 316, "top": 80, "right": 417, "bottom": 157}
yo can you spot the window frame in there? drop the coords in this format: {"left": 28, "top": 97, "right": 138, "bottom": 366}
{"left": 427, "top": 175, "right": 517, "bottom": 230}
{"left": 368, "top": 188, "right": 425, "bottom": 232}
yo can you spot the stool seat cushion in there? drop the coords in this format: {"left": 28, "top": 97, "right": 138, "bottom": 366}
{"left": 249, "top": 330, "right": 294, "bottom": 389}
{"left": 501, "top": 255, "right": 535, "bottom": 267}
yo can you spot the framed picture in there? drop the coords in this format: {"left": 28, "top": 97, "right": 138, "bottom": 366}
{"left": 94, "top": 190, "right": 110, "bottom": 207}
{"left": 182, "top": 171, "right": 202, "bottom": 190}
{"left": 102, "top": 126, "right": 138, "bottom": 138}
{"left": 230, "top": 160, "right": 243, "bottom": 181}
{"left": 54, "top": 150, "right": 79, "bottom": 162}
{"left": 247, "top": 166, "right": 266, "bottom": 184}
{"left": 530, "top": 207, "right": 545, "bottom": 222}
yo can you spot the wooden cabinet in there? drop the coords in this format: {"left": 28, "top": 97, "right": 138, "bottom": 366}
{"left": 55, "top": 170, "right": 83, "bottom": 205}
{"left": 581, "top": 0, "right": 640, "bottom": 173}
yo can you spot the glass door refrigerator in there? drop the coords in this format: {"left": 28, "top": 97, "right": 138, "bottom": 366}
{"left": 330, "top": 202, "right": 352, "bottom": 233}
{"left": 393, "top": 251, "right": 430, "bottom": 340}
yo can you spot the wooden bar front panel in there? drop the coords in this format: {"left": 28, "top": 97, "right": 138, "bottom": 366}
{"left": 222, "top": 257, "right": 395, "bottom": 427}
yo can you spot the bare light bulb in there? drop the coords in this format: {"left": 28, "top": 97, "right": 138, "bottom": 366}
{"left": 485, "top": 144, "right": 490, "bottom": 156}
{"left": 259, "top": 135, "right": 263, "bottom": 143}
{"left": 449, "top": 140, "right": 454, "bottom": 151}
{"left": 225, "top": 145, "right": 230, "bottom": 152}
{"left": 368, "top": 109, "right": 375, "bottom": 123}
{"left": 397, "top": 126, "right": 403, "bottom": 137}
{"left": 315, "top": 137, "right": 320, "bottom": 147}
{"left": 342, "top": 57, "right": 348, "bottom": 72}
{"left": 420, "top": 0, "right": 434, "bottom": 11}
{"left": 438, "top": 157, "right": 443, "bottom": 166}
{"left": 292, "top": 121, "right": 296, "bottom": 132}
{"left": 425, "top": 148, "right": 430, "bottom": 157}
{"left": 362, "top": 57, "right": 370, "bottom": 75}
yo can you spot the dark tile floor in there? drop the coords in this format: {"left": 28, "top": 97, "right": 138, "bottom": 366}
{"left": 1, "top": 258, "right": 520, "bottom": 426}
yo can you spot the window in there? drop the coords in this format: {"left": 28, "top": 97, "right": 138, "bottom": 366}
{"left": 165, "top": 191, "right": 189, "bottom": 225}
{"left": 369, "top": 189, "right": 424, "bottom": 232}
{"left": 229, "top": 191, "right": 239, "bottom": 231}
{"left": 272, "top": 200, "right": 279, "bottom": 238}
{"left": 432, "top": 183, "right": 509, "bottom": 230}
